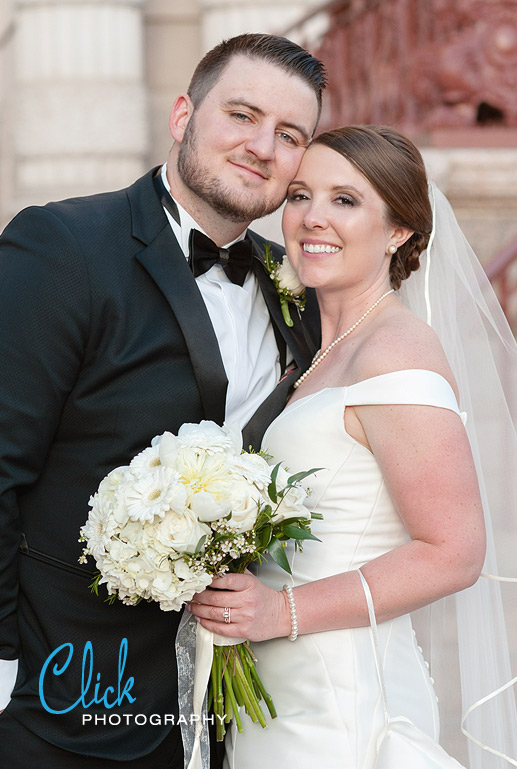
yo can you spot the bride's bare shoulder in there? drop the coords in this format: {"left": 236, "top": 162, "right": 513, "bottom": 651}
{"left": 352, "top": 303, "right": 457, "bottom": 393}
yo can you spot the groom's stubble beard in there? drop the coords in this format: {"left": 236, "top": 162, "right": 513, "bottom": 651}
{"left": 177, "top": 114, "right": 285, "bottom": 224}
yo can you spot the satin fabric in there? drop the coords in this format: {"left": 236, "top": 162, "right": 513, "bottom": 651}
{"left": 225, "top": 370, "right": 462, "bottom": 769}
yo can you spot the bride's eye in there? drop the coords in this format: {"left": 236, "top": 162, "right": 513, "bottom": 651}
{"left": 335, "top": 195, "right": 355, "bottom": 206}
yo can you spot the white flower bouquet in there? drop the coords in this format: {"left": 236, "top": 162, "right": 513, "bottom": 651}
{"left": 79, "top": 420, "right": 320, "bottom": 740}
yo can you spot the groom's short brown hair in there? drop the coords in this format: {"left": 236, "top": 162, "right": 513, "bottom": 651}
{"left": 187, "top": 33, "right": 327, "bottom": 119}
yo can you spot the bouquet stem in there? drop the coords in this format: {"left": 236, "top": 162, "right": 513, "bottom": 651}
{"left": 211, "top": 642, "right": 276, "bottom": 741}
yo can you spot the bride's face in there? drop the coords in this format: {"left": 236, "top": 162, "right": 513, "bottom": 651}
{"left": 282, "top": 143, "right": 395, "bottom": 292}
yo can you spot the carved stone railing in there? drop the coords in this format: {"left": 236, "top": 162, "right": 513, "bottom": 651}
{"left": 285, "top": 0, "right": 517, "bottom": 133}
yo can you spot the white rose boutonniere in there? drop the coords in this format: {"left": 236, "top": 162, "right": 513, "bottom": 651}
{"left": 264, "top": 243, "right": 306, "bottom": 327}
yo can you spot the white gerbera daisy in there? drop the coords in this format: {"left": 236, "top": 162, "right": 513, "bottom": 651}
{"left": 124, "top": 466, "right": 186, "bottom": 522}
{"left": 129, "top": 445, "right": 162, "bottom": 475}
{"left": 81, "top": 494, "right": 119, "bottom": 558}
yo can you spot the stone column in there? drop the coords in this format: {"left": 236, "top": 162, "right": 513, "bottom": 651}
{"left": 144, "top": 0, "right": 201, "bottom": 167}
{"left": 196, "top": 0, "right": 323, "bottom": 243}
{"left": 198, "top": 0, "right": 320, "bottom": 53}
{"left": 0, "top": 0, "right": 16, "bottom": 228}
{"left": 12, "top": 0, "right": 148, "bottom": 214}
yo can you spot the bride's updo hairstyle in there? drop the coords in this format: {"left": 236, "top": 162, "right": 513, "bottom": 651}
{"left": 311, "top": 125, "right": 433, "bottom": 290}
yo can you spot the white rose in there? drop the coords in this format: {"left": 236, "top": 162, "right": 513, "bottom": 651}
{"left": 155, "top": 507, "right": 210, "bottom": 554}
{"left": 272, "top": 484, "right": 310, "bottom": 523}
{"left": 189, "top": 491, "right": 232, "bottom": 522}
{"left": 226, "top": 479, "right": 260, "bottom": 533}
{"left": 277, "top": 255, "right": 305, "bottom": 296}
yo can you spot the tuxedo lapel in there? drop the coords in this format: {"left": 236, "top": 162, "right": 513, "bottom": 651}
{"left": 242, "top": 367, "right": 300, "bottom": 451}
{"left": 243, "top": 234, "right": 320, "bottom": 450}
{"left": 129, "top": 174, "right": 228, "bottom": 426}
{"left": 249, "top": 235, "right": 316, "bottom": 375}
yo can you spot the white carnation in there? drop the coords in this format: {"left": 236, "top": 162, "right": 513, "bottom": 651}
{"left": 177, "top": 421, "right": 240, "bottom": 455}
{"left": 229, "top": 453, "right": 271, "bottom": 491}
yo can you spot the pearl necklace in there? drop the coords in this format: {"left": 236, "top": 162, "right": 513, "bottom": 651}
{"left": 293, "top": 289, "right": 395, "bottom": 389}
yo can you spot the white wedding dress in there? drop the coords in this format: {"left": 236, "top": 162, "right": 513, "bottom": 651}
{"left": 224, "top": 369, "right": 464, "bottom": 769}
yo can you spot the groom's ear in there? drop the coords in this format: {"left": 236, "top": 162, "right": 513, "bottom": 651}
{"left": 169, "top": 94, "right": 194, "bottom": 143}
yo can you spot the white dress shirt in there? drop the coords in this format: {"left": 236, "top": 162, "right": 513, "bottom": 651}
{"left": 0, "top": 166, "right": 285, "bottom": 708}
{"left": 159, "top": 164, "right": 283, "bottom": 429}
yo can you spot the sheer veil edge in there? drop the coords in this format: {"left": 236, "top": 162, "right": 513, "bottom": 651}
{"left": 398, "top": 182, "right": 517, "bottom": 768}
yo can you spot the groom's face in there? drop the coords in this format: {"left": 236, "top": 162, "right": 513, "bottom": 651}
{"left": 175, "top": 55, "right": 319, "bottom": 224}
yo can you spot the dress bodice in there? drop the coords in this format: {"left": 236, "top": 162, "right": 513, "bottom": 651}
{"left": 258, "top": 369, "right": 462, "bottom": 587}
{"left": 226, "top": 370, "right": 461, "bottom": 769}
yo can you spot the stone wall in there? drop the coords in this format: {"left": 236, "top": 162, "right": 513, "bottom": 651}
{"left": 0, "top": 0, "right": 318, "bottom": 230}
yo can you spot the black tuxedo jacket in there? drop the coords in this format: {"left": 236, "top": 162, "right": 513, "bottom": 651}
{"left": 0, "top": 168, "right": 319, "bottom": 761}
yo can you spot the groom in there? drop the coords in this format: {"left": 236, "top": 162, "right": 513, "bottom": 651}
{"left": 0, "top": 33, "right": 324, "bottom": 768}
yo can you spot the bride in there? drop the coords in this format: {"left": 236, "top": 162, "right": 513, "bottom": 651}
{"left": 189, "top": 126, "right": 517, "bottom": 768}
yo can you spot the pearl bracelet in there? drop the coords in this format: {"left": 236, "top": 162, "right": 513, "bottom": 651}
{"left": 283, "top": 584, "right": 298, "bottom": 641}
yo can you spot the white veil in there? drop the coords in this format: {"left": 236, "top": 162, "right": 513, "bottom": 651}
{"left": 398, "top": 183, "right": 517, "bottom": 768}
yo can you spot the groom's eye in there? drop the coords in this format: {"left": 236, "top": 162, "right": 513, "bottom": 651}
{"left": 231, "top": 112, "right": 252, "bottom": 122}
{"left": 286, "top": 192, "right": 309, "bottom": 202}
{"left": 277, "top": 131, "right": 297, "bottom": 146}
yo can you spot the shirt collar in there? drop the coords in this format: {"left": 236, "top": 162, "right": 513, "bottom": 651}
{"left": 160, "top": 163, "right": 248, "bottom": 258}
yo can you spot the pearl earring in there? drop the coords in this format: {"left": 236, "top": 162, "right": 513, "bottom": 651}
{"left": 387, "top": 244, "right": 397, "bottom": 255}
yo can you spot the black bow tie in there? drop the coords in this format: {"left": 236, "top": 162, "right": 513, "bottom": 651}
{"left": 188, "top": 229, "right": 253, "bottom": 287}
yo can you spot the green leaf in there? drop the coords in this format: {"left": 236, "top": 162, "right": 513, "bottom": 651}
{"left": 268, "top": 463, "right": 281, "bottom": 503}
{"left": 267, "top": 538, "right": 291, "bottom": 574}
{"left": 193, "top": 534, "right": 207, "bottom": 555}
{"left": 286, "top": 467, "right": 323, "bottom": 486}
{"left": 89, "top": 573, "right": 102, "bottom": 595}
{"left": 281, "top": 524, "right": 321, "bottom": 542}
{"left": 311, "top": 512, "right": 324, "bottom": 520}
{"left": 259, "top": 524, "right": 273, "bottom": 549}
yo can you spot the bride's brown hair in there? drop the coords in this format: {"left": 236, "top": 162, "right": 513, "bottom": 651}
{"left": 311, "top": 125, "right": 433, "bottom": 290}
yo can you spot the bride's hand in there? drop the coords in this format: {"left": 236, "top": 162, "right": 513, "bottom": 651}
{"left": 187, "top": 571, "right": 291, "bottom": 641}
